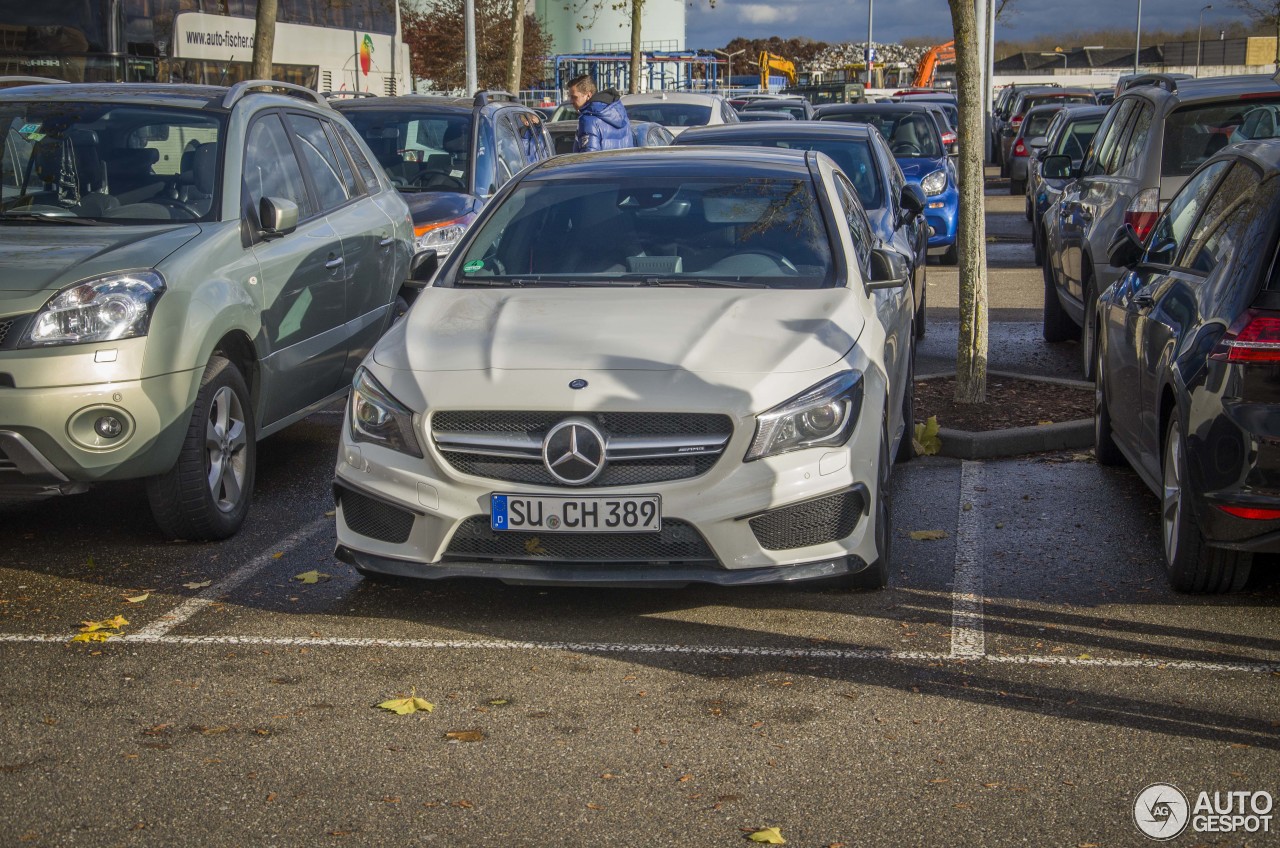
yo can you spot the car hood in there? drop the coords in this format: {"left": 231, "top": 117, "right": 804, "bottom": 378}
{"left": 399, "top": 190, "right": 481, "bottom": 226}
{"left": 896, "top": 158, "right": 948, "bottom": 182}
{"left": 375, "top": 286, "right": 863, "bottom": 376}
{"left": 0, "top": 223, "right": 201, "bottom": 292}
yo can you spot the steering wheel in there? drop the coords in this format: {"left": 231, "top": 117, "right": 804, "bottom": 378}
{"left": 412, "top": 172, "right": 466, "bottom": 191}
{"left": 741, "top": 249, "right": 799, "bottom": 274}
{"left": 892, "top": 143, "right": 922, "bottom": 157}
{"left": 151, "top": 198, "right": 202, "bottom": 219}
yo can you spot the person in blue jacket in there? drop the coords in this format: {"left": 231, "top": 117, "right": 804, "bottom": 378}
{"left": 566, "top": 74, "right": 633, "bottom": 153}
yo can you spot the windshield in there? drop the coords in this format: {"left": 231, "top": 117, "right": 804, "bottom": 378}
{"left": 1166, "top": 98, "right": 1280, "bottom": 177}
{"left": 1023, "top": 109, "right": 1059, "bottom": 139}
{"left": 681, "top": 137, "right": 883, "bottom": 209}
{"left": 819, "top": 111, "right": 943, "bottom": 159}
{"left": 340, "top": 110, "right": 472, "bottom": 192}
{"left": 1, "top": 102, "right": 224, "bottom": 223}
{"left": 453, "top": 175, "right": 834, "bottom": 288}
{"left": 624, "top": 103, "right": 713, "bottom": 128}
{"left": 744, "top": 102, "right": 806, "bottom": 119}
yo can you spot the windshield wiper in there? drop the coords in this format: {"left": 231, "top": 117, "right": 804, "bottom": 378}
{"left": 635, "top": 277, "right": 768, "bottom": 289}
{"left": 0, "top": 211, "right": 106, "bottom": 225}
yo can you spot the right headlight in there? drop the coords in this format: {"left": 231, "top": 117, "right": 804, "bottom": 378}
{"left": 920, "top": 169, "right": 947, "bottom": 197}
{"left": 414, "top": 213, "right": 476, "bottom": 257}
{"left": 349, "top": 367, "right": 423, "bottom": 457}
{"left": 746, "top": 372, "right": 864, "bottom": 461}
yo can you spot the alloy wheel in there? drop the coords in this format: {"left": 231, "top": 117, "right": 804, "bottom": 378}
{"left": 205, "top": 385, "right": 249, "bottom": 513}
{"left": 1162, "top": 422, "right": 1183, "bottom": 565}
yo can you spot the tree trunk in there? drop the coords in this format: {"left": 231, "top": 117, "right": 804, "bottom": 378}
{"left": 507, "top": 0, "right": 524, "bottom": 93}
{"left": 629, "top": 0, "right": 643, "bottom": 94}
{"left": 948, "top": 0, "right": 989, "bottom": 404}
{"left": 250, "top": 0, "right": 277, "bottom": 81}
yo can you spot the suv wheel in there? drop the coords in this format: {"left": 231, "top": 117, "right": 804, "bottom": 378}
{"left": 1093, "top": 344, "right": 1125, "bottom": 467}
{"left": 1161, "top": 416, "right": 1252, "bottom": 593}
{"left": 940, "top": 243, "right": 958, "bottom": 266}
{"left": 147, "top": 356, "right": 256, "bottom": 540}
{"left": 1041, "top": 249, "right": 1078, "bottom": 343}
{"left": 1081, "top": 272, "right": 1099, "bottom": 381}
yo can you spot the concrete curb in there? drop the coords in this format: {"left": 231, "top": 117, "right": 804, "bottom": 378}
{"left": 917, "top": 370, "right": 1095, "bottom": 460}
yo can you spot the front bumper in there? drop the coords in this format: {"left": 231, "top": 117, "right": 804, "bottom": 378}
{"left": 923, "top": 186, "right": 958, "bottom": 249}
{"left": 332, "top": 384, "right": 886, "bottom": 587}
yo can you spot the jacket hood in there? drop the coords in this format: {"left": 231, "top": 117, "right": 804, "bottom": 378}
{"left": 0, "top": 224, "right": 201, "bottom": 293}
{"left": 582, "top": 96, "right": 630, "bottom": 130}
{"left": 374, "top": 287, "right": 863, "bottom": 377}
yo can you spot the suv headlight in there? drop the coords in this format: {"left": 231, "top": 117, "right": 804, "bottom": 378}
{"left": 414, "top": 213, "right": 476, "bottom": 257}
{"left": 20, "top": 271, "right": 165, "bottom": 348}
{"left": 350, "top": 367, "right": 423, "bottom": 457}
{"left": 920, "top": 169, "right": 947, "bottom": 197}
{"left": 746, "top": 372, "right": 864, "bottom": 461}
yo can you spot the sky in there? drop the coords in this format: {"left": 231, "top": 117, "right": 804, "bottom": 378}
{"left": 685, "top": 0, "right": 1253, "bottom": 49}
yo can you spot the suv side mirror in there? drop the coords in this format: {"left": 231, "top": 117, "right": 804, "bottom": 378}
{"left": 409, "top": 249, "right": 439, "bottom": 284}
{"left": 867, "top": 247, "right": 910, "bottom": 290}
{"left": 258, "top": 197, "right": 298, "bottom": 239}
{"left": 1041, "top": 154, "right": 1076, "bottom": 180}
{"left": 1107, "top": 223, "right": 1145, "bottom": 268}
{"left": 899, "top": 183, "right": 926, "bottom": 220}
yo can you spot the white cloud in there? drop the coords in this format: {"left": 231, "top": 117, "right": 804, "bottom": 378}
{"left": 736, "top": 4, "right": 788, "bottom": 25}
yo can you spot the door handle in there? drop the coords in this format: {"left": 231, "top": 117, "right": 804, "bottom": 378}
{"left": 379, "top": 236, "right": 394, "bottom": 247}
{"left": 325, "top": 256, "right": 344, "bottom": 269}
{"left": 1133, "top": 292, "right": 1154, "bottom": 308}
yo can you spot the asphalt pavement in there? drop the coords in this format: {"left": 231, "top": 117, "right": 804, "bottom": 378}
{"left": 1, "top": 170, "right": 1277, "bottom": 847}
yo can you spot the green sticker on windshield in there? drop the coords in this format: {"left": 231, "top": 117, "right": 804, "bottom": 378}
{"left": 463, "top": 260, "right": 484, "bottom": 272}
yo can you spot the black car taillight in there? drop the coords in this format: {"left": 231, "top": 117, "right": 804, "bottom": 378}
{"left": 1210, "top": 309, "right": 1280, "bottom": 363}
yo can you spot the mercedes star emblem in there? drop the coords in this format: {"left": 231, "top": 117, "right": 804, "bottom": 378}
{"left": 542, "top": 417, "right": 606, "bottom": 485}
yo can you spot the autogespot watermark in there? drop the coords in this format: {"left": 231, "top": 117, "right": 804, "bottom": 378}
{"left": 1134, "top": 783, "right": 1274, "bottom": 840}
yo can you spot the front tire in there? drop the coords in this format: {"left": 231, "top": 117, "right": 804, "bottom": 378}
{"left": 1041, "top": 248, "right": 1078, "bottom": 343}
{"left": 1093, "top": 343, "right": 1125, "bottom": 467}
{"left": 147, "top": 356, "right": 256, "bottom": 540}
{"left": 1161, "top": 416, "right": 1252, "bottom": 593}
{"left": 834, "top": 424, "right": 892, "bottom": 590}
{"left": 1009, "top": 177, "right": 1025, "bottom": 196}
{"left": 914, "top": 282, "right": 927, "bottom": 339}
{"left": 1081, "top": 272, "right": 1099, "bottom": 381}
{"left": 940, "top": 243, "right": 958, "bottom": 266}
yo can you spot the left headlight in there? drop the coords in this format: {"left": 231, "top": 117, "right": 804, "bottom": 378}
{"left": 414, "top": 213, "right": 476, "bottom": 257}
{"left": 350, "top": 367, "right": 423, "bottom": 458}
{"left": 746, "top": 371, "right": 864, "bottom": 461}
{"left": 20, "top": 271, "right": 165, "bottom": 348}
{"left": 920, "top": 169, "right": 947, "bottom": 197}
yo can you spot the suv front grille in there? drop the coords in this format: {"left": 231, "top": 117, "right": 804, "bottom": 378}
{"left": 749, "top": 490, "right": 866, "bottom": 551}
{"left": 432, "top": 411, "right": 733, "bottom": 488}
{"left": 444, "top": 516, "right": 716, "bottom": 564}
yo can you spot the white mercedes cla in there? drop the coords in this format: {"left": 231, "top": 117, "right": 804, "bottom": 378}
{"left": 333, "top": 147, "right": 918, "bottom": 589}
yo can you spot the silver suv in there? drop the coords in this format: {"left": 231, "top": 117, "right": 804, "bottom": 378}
{"left": 0, "top": 80, "right": 413, "bottom": 539}
{"left": 1040, "top": 71, "right": 1280, "bottom": 378}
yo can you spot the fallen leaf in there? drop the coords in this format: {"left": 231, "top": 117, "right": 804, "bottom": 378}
{"left": 1036, "top": 419, "right": 1054, "bottom": 426}
{"left": 452, "top": 800, "right": 473, "bottom": 808}
{"left": 70, "top": 632, "right": 113, "bottom": 643}
{"left": 1077, "top": 653, "right": 1092, "bottom": 660}
{"left": 184, "top": 580, "right": 212, "bottom": 590}
{"left": 124, "top": 593, "right": 150, "bottom": 604}
{"left": 488, "top": 699, "right": 508, "bottom": 706}
{"left": 678, "top": 774, "right": 694, "bottom": 782}
{"left": 913, "top": 415, "right": 942, "bottom": 456}
{"left": 586, "top": 803, "right": 604, "bottom": 811}
{"left": 272, "top": 552, "right": 284, "bottom": 559}
{"left": 377, "top": 695, "right": 435, "bottom": 716}
{"left": 324, "top": 510, "right": 336, "bottom": 517}
{"left": 445, "top": 730, "right": 485, "bottom": 743}
{"left": 200, "top": 726, "right": 229, "bottom": 735}
{"left": 102, "top": 615, "right": 128, "bottom": 629}
{"left": 909, "top": 530, "right": 948, "bottom": 541}
{"left": 748, "top": 827, "right": 786, "bottom": 844}
{"left": 292, "top": 570, "right": 331, "bottom": 584}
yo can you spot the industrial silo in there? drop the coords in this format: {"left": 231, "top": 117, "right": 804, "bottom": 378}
{"left": 535, "top": 0, "right": 685, "bottom": 56}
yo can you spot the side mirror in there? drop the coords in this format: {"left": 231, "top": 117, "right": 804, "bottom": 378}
{"left": 1041, "top": 154, "right": 1075, "bottom": 180}
{"left": 867, "top": 247, "right": 910, "bottom": 290}
{"left": 899, "top": 183, "right": 926, "bottom": 219}
{"left": 409, "top": 249, "right": 439, "bottom": 284}
{"left": 258, "top": 197, "right": 298, "bottom": 239}
{"left": 1107, "top": 223, "right": 1145, "bottom": 269}
{"left": 1029, "top": 136, "right": 1048, "bottom": 150}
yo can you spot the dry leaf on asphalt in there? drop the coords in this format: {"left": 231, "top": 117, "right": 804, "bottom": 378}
{"left": 445, "top": 730, "right": 485, "bottom": 743}
{"left": 183, "top": 580, "right": 212, "bottom": 590}
{"left": 909, "top": 530, "right": 948, "bottom": 541}
{"left": 124, "top": 593, "right": 150, "bottom": 603}
{"left": 292, "top": 570, "right": 331, "bottom": 584}
{"left": 377, "top": 695, "right": 435, "bottom": 715}
{"left": 70, "top": 632, "right": 113, "bottom": 643}
{"left": 913, "top": 415, "right": 942, "bottom": 455}
{"left": 747, "top": 827, "right": 786, "bottom": 844}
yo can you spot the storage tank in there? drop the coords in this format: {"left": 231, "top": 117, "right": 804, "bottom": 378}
{"left": 535, "top": 0, "right": 685, "bottom": 56}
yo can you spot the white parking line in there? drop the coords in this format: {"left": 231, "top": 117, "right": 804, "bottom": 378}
{"left": 950, "top": 460, "right": 986, "bottom": 659}
{"left": 131, "top": 516, "right": 331, "bottom": 639}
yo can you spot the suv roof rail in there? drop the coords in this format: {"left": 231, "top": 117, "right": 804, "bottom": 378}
{"left": 323, "top": 90, "right": 379, "bottom": 99}
{"left": 0, "top": 76, "right": 63, "bottom": 89}
{"left": 221, "top": 80, "right": 329, "bottom": 110}
{"left": 1121, "top": 73, "right": 1181, "bottom": 93}
{"left": 474, "top": 89, "right": 518, "bottom": 107}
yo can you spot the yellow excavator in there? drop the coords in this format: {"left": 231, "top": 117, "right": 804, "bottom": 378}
{"left": 758, "top": 51, "right": 797, "bottom": 89}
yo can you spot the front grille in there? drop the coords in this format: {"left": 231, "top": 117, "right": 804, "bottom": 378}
{"left": 0, "top": 319, "right": 13, "bottom": 347}
{"left": 432, "top": 411, "right": 733, "bottom": 488}
{"left": 749, "top": 490, "right": 866, "bottom": 551}
{"left": 338, "top": 487, "right": 416, "bottom": 544}
{"left": 0, "top": 443, "right": 14, "bottom": 471}
{"left": 444, "top": 516, "right": 717, "bottom": 564}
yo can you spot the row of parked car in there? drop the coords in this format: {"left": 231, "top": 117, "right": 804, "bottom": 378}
{"left": 1016, "top": 70, "right": 1280, "bottom": 593}
{"left": 0, "top": 77, "right": 938, "bottom": 594}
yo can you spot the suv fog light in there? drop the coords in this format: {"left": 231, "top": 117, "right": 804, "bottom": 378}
{"left": 94, "top": 416, "right": 124, "bottom": 439}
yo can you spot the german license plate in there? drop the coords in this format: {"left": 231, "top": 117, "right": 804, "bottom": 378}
{"left": 490, "top": 494, "right": 661, "bottom": 533}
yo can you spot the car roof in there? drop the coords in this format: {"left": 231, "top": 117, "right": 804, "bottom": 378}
{"left": 0, "top": 82, "right": 235, "bottom": 110}
{"left": 1058, "top": 104, "right": 1110, "bottom": 119}
{"left": 620, "top": 92, "right": 723, "bottom": 104}
{"left": 1224, "top": 138, "right": 1280, "bottom": 174}
{"left": 331, "top": 94, "right": 474, "bottom": 113}
{"left": 678, "top": 123, "right": 875, "bottom": 143}
{"left": 523, "top": 146, "right": 813, "bottom": 180}
{"left": 816, "top": 102, "right": 935, "bottom": 114}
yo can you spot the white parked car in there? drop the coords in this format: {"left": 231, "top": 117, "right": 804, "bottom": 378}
{"left": 333, "top": 147, "right": 917, "bottom": 589}
{"left": 619, "top": 92, "right": 740, "bottom": 136}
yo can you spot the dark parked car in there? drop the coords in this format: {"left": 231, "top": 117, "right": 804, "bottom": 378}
{"left": 1027, "top": 105, "right": 1107, "bottom": 265}
{"left": 675, "top": 121, "right": 930, "bottom": 336}
{"left": 545, "top": 119, "right": 672, "bottom": 154}
{"left": 1006, "top": 103, "right": 1065, "bottom": 195}
{"left": 1094, "top": 139, "right": 1280, "bottom": 593}
{"left": 992, "top": 82, "right": 1060, "bottom": 167}
{"left": 736, "top": 110, "right": 798, "bottom": 122}
{"left": 334, "top": 91, "right": 553, "bottom": 267}
{"left": 739, "top": 97, "right": 815, "bottom": 120}
{"left": 816, "top": 102, "right": 958, "bottom": 263}
{"left": 998, "top": 88, "right": 1096, "bottom": 175}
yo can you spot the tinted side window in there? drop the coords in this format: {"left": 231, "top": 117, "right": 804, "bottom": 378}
{"left": 1098, "top": 99, "right": 1136, "bottom": 175}
{"left": 244, "top": 114, "right": 313, "bottom": 219}
{"left": 1181, "top": 162, "right": 1268, "bottom": 276}
{"left": 1083, "top": 99, "right": 1130, "bottom": 176}
{"left": 1116, "top": 103, "right": 1153, "bottom": 178}
{"left": 1146, "top": 159, "right": 1230, "bottom": 266}
{"left": 333, "top": 122, "right": 383, "bottom": 194}
{"left": 834, "top": 173, "right": 873, "bottom": 269}
{"left": 323, "top": 121, "right": 361, "bottom": 198}
{"left": 494, "top": 115, "right": 526, "bottom": 183}
{"left": 287, "top": 113, "right": 349, "bottom": 211}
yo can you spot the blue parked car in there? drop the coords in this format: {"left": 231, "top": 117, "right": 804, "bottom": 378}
{"left": 815, "top": 102, "right": 959, "bottom": 264}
